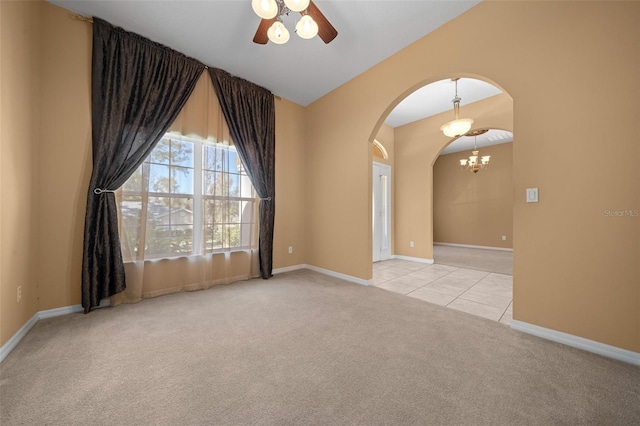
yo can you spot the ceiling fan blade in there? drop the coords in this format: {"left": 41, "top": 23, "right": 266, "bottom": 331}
{"left": 253, "top": 17, "right": 277, "bottom": 44}
{"left": 305, "top": 0, "right": 338, "bottom": 44}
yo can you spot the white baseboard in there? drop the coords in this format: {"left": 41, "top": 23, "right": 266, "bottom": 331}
{"left": 0, "top": 299, "right": 111, "bottom": 363}
{"left": 273, "top": 264, "right": 370, "bottom": 286}
{"left": 393, "top": 255, "right": 435, "bottom": 264}
{"left": 434, "top": 242, "right": 513, "bottom": 252}
{"left": 38, "top": 304, "right": 84, "bottom": 320}
{"left": 511, "top": 320, "right": 640, "bottom": 366}
{"left": 272, "top": 264, "right": 307, "bottom": 275}
{"left": 305, "top": 265, "right": 371, "bottom": 286}
{"left": 0, "top": 312, "right": 39, "bottom": 363}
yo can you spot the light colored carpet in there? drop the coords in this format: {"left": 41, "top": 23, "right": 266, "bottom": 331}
{"left": 1, "top": 269, "right": 638, "bottom": 425}
{"left": 434, "top": 244, "right": 513, "bottom": 275}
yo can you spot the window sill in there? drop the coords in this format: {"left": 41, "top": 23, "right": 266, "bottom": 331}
{"left": 124, "top": 248, "right": 256, "bottom": 264}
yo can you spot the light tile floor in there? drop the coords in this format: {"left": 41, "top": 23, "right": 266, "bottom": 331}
{"left": 372, "top": 259, "right": 513, "bottom": 325}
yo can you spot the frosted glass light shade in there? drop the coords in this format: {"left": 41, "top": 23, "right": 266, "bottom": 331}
{"left": 440, "top": 118, "right": 474, "bottom": 138}
{"left": 252, "top": 0, "right": 278, "bottom": 19}
{"left": 296, "top": 15, "right": 318, "bottom": 39}
{"left": 268, "top": 21, "right": 290, "bottom": 44}
{"left": 284, "top": 0, "right": 310, "bottom": 12}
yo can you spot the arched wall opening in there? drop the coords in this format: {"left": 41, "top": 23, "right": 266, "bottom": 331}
{"left": 434, "top": 127, "right": 514, "bottom": 255}
{"left": 370, "top": 75, "right": 513, "bottom": 267}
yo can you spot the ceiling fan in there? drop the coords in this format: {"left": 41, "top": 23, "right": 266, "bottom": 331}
{"left": 252, "top": 0, "right": 338, "bottom": 45}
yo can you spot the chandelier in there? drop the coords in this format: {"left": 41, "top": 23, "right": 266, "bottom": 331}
{"left": 460, "top": 129, "right": 490, "bottom": 173}
{"left": 441, "top": 78, "right": 474, "bottom": 138}
{"left": 252, "top": 0, "right": 318, "bottom": 44}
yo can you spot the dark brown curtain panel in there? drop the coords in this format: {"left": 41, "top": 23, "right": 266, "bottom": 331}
{"left": 209, "top": 68, "right": 275, "bottom": 279}
{"left": 82, "top": 18, "right": 203, "bottom": 312}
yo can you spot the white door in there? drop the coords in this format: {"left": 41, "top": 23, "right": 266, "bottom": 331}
{"left": 372, "top": 162, "right": 392, "bottom": 262}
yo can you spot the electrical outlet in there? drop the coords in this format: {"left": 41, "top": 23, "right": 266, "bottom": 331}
{"left": 502, "top": 235, "right": 507, "bottom": 241}
{"left": 288, "top": 246, "right": 293, "bottom": 254}
{"left": 17, "top": 286, "right": 22, "bottom": 303}
{"left": 410, "top": 241, "right": 414, "bottom": 248}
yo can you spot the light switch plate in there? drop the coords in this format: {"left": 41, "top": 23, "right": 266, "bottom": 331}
{"left": 526, "top": 188, "right": 539, "bottom": 203}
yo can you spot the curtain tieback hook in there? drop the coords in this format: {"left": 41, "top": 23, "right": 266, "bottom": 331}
{"left": 94, "top": 188, "right": 115, "bottom": 195}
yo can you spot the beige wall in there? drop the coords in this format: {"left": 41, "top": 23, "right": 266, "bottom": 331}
{"left": 305, "top": 90, "right": 373, "bottom": 279}
{"left": 37, "top": 1, "right": 92, "bottom": 311}
{"left": 1, "top": 1, "right": 92, "bottom": 345}
{"left": 433, "top": 142, "right": 513, "bottom": 249}
{"left": 305, "top": 2, "right": 639, "bottom": 352}
{"left": 1, "top": 0, "right": 42, "bottom": 345}
{"left": 273, "top": 98, "right": 307, "bottom": 269}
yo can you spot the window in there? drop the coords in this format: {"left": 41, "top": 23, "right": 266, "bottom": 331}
{"left": 372, "top": 139, "right": 389, "bottom": 160}
{"left": 120, "top": 134, "right": 256, "bottom": 260}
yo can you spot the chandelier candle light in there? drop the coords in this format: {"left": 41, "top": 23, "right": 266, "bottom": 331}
{"left": 460, "top": 129, "right": 491, "bottom": 173}
{"left": 252, "top": 0, "right": 318, "bottom": 44}
{"left": 441, "top": 78, "right": 474, "bottom": 138}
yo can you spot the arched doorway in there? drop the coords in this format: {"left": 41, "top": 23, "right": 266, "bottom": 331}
{"left": 433, "top": 128, "right": 514, "bottom": 274}
{"left": 370, "top": 76, "right": 515, "bottom": 324}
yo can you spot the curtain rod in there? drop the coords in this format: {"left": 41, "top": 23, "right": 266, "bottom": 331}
{"left": 70, "top": 13, "right": 93, "bottom": 23}
{"left": 68, "top": 12, "right": 281, "bottom": 97}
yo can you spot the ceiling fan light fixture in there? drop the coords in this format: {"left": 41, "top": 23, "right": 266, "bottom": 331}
{"left": 267, "top": 20, "right": 290, "bottom": 44}
{"left": 284, "top": 0, "right": 310, "bottom": 12}
{"left": 252, "top": 0, "right": 278, "bottom": 19}
{"left": 296, "top": 15, "right": 318, "bottom": 39}
{"left": 253, "top": 0, "right": 337, "bottom": 45}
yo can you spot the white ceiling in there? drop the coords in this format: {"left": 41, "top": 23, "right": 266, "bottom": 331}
{"left": 384, "top": 78, "right": 502, "bottom": 128}
{"left": 48, "top": 0, "right": 480, "bottom": 106}
{"left": 385, "top": 78, "right": 512, "bottom": 154}
{"left": 439, "top": 129, "right": 513, "bottom": 155}
{"left": 48, "top": 0, "right": 511, "bottom": 153}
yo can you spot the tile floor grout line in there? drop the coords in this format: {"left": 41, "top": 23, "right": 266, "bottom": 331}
{"left": 445, "top": 294, "right": 460, "bottom": 308}
{"left": 457, "top": 293, "right": 513, "bottom": 311}
{"left": 498, "top": 308, "right": 508, "bottom": 323}
{"left": 373, "top": 257, "right": 513, "bottom": 325}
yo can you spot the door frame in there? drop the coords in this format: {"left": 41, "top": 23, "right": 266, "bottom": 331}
{"left": 372, "top": 161, "right": 392, "bottom": 262}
